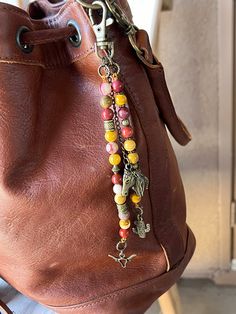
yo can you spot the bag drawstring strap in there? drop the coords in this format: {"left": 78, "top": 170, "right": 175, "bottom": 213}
{"left": 21, "top": 26, "right": 76, "bottom": 46}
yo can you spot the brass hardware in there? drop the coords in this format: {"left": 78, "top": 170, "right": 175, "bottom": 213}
{"left": 108, "top": 240, "right": 137, "bottom": 268}
{"left": 89, "top": 1, "right": 114, "bottom": 58}
{"left": 122, "top": 166, "right": 149, "bottom": 197}
{"left": 76, "top": 0, "right": 101, "bottom": 10}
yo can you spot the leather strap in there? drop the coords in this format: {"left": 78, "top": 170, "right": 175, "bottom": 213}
{"left": 0, "top": 300, "right": 13, "bottom": 314}
{"left": 22, "top": 26, "right": 76, "bottom": 45}
{"left": 136, "top": 30, "right": 192, "bottom": 146}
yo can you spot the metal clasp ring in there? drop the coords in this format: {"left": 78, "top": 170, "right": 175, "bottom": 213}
{"left": 89, "top": 1, "right": 108, "bottom": 46}
{"left": 116, "top": 240, "right": 127, "bottom": 252}
{"left": 89, "top": 1, "right": 114, "bottom": 58}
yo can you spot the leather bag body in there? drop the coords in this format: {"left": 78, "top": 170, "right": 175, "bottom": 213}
{"left": 0, "top": 0, "right": 196, "bottom": 313}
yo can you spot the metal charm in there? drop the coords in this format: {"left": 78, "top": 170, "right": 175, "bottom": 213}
{"left": 108, "top": 241, "right": 136, "bottom": 268}
{"left": 132, "top": 218, "right": 151, "bottom": 239}
{"left": 133, "top": 169, "right": 149, "bottom": 197}
{"left": 132, "top": 205, "right": 150, "bottom": 238}
{"left": 122, "top": 166, "right": 149, "bottom": 197}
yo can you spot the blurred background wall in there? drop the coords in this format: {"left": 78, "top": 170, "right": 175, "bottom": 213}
{"left": 155, "top": 0, "right": 233, "bottom": 279}
{"left": 158, "top": 0, "right": 219, "bottom": 276}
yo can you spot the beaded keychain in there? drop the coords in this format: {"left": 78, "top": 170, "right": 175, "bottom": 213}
{"left": 89, "top": 0, "right": 150, "bottom": 268}
{"left": 98, "top": 61, "right": 150, "bottom": 268}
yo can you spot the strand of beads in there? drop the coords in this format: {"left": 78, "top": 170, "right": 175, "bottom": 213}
{"left": 100, "top": 74, "right": 132, "bottom": 246}
{"left": 112, "top": 76, "right": 140, "bottom": 202}
{"left": 112, "top": 74, "right": 150, "bottom": 239}
{"left": 98, "top": 62, "right": 149, "bottom": 267}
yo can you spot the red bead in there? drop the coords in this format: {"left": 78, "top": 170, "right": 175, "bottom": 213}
{"left": 122, "top": 126, "right": 133, "bottom": 139}
{"left": 102, "top": 108, "right": 114, "bottom": 120}
{"left": 119, "top": 228, "right": 130, "bottom": 239}
{"left": 118, "top": 107, "right": 129, "bottom": 119}
{"left": 112, "top": 80, "right": 124, "bottom": 93}
{"left": 112, "top": 173, "right": 123, "bottom": 184}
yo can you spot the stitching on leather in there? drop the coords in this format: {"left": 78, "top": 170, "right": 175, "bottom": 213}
{"left": 48, "top": 229, "right": 192, "bottom": 311}
{"left": 0, "top": 1, "right": 94, "bottom": 67}
{"left": 0, "top": 57, "right": 45, "bottom": 67}
{"left": 49, "top": 274, "right": 166, "bottom": 310}
{"left": 0, "top": 47, "right": 94, "bottom": 68}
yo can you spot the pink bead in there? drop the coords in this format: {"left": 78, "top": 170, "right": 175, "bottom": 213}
{"left": 100, "top": 82, "right": 112, "bottom": 96}
{"left": 112, "top": 80, "right": 124, "bottom": 93}
{"left": 112, "top": 173, "right": 123, "bottom": 185}
{"left": 102, "top": 108, "right": 114, "bottom": 121}
{"left": 118, "top": 107, "right": 129, "bottom": 119}
{"left": 106, "top": 142, "right": 119, "bottom": 154}
{"left": 122, "top": 126, "right": 133, "bottom": 139}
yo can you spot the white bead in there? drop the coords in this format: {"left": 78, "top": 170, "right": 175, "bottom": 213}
{"left": 113, "top": 184, "right": 123, "bottom": 195}
{"left": 118, "top": 211, "right": 130, "bottom": 220}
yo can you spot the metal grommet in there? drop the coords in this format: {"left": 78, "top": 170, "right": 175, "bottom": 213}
{"left": 16, "top": 26, "right": 34, "bottom": 54}
{"left": 67, "top": 20, "right": 82, "bottom": 48}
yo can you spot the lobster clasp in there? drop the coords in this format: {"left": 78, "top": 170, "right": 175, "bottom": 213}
{"left": 89, "top": 0, "right": 114, "bottom": 55}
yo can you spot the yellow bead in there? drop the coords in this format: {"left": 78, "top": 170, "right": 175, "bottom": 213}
{"left": 119, "top": 219, "right": 131, "bottom": 229}
{"left": 109, "top": 153, "right": 121, "bottom": 166}
{"left": 124, "top": 139, "right": 136, "bottom": 152}
{"left": 115, "top": 94, "right": 127, "bottom": 106}
{"left": 130, "top": 193, "right": 141, "bottom": 204}
{"left": 105, "top": 130, "right": 117, "bottom": 142}
{"left": 114, "top": 194, "right": 126, "bottom": 205}
{"left": 128, "top": 152, "right": 139, "bottom": 164}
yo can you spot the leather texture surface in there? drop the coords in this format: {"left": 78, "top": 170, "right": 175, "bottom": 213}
{"left": 0, "top": 0, "right": 195, "bottom": 313}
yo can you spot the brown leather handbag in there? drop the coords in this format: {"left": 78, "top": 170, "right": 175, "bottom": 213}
{"left": 0, "top": 0, "right": 195, "bottom": 313}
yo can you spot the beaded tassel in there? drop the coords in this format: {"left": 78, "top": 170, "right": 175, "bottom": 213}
{"left": 89, "top": 0, "right": 150, "bottom": 268}
{"left": 98, "top": 63, "right": 150, "bottom": 268}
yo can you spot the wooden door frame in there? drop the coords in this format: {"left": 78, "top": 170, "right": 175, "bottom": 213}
{"left": 213, "top": 0, "right": 234, "bottom": 284}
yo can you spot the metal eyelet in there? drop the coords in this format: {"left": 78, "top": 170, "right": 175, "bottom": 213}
{"left": 67, "top": 20, "right": 82, "bottom": 48}
{"left": 16, "top": 26, "right": 34, "bottom": 54}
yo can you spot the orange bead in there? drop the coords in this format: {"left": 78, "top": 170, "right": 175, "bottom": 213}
{"left": 128, "top": 152, "right": 139, "bottom": 164}
{"left": 130, "top": 193, "right": 141, "bottom": 204}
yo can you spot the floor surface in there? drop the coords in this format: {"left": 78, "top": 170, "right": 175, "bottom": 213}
{"left": 1, "top": 279, "right": 236, "bottom": 314}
